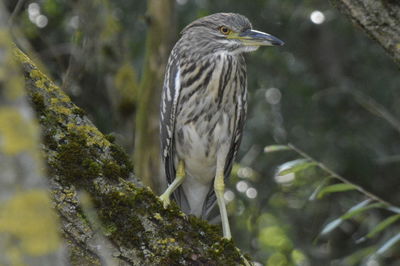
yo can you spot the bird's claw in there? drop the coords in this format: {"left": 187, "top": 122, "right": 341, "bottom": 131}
{"left": 159, "top": 194, "right": 170, "bottom": 208}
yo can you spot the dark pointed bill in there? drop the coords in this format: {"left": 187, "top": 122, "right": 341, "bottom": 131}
{"left": 239, "top": 29, "right": 284, "bottom": 46}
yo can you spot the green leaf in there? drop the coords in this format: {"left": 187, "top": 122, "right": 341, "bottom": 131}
{"left": 386, "top": 206, "right": 400, "bottom": 214}
{"left": 320, "top": 218, "right": 343, "bottom": 235}
{"left": 376, "top": 233, "right": 400, "bottom": 255}
{"left": 317, "top": 183, "right": 357, "bottom": 199}
{"left": 341, "top": 202, "right": 384, "bottom": 220}
{"left": 264, "top": 145, "right": 291, "bottom": 153}
{"left": 320, "top": 199, "right": 375, "bottom": 236}
{"left": 358, "top": 214, "right": 400, "bottom": 242}
{"left": 276, "top": 159, "right": 317, "bottom": 176}
{"left": 309, "top": 177, "right": 332, "bottom": 201}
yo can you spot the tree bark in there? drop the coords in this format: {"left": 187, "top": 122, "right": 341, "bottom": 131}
{"left": 0, "top": 6, "right": 66, "bottom": 265}
{"left": 11, "top": 47, "right": 248, "bottom": 265}
{"left": 330, "top": 0, "right": 400, "bottom": 66}
{"left": 134, "top": 0, "right": 176, "bottom": 192}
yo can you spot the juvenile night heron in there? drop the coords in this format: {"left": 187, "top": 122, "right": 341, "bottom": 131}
{"left": 160, "top": 13, "right": 283, "bottom": 239}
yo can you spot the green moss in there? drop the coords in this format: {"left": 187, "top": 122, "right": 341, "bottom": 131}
{"left": 102, "top": 161, "right": 121, "bottom": 180}
{"left": 104, "top": 134, "right": 116, "bottom": 143}
{"left": 110, "top": 143, "right": 133, "bottom": 178}
{"left": 95, "top": 190, "right": 146, "bottom": 250}
{"left": 186, "top": 215, "right": 221, "bottom": 243}
{"left": 53, "top": 130, "right": 107, "bottom": 185}
{"left": 30, "top": 92, "right": 45, "bottom": 115}
{"left": 72, "top": 107, "right": 86, "bottom": 116}
{"left": 83, "top": 159, "right": 102, "bottom": 177}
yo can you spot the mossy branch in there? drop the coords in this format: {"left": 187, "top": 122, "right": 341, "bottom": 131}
{"left": 13, "top": 47, "right": 249, "bottom": 265}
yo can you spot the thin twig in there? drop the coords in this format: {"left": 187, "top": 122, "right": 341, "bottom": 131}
{"left": 287, "top": 143, "right": 394, "bottom": 207}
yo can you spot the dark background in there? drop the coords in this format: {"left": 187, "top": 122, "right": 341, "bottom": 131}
{"left": 5, "top": 0, "right": 400, "bottom": 265}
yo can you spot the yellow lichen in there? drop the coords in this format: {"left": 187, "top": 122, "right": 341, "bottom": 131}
{"left": 66, "top": 123, "right": 110, "bottom": 148}
{"left": 153, "top": 212, "right": 162, "bottom": 221}
{"left": 29, "top": 69, "right": 47, "bottom": 89}
{"left": 0, "top": 190, "right": 60, "bottom": 256}
{"left": 0, "top": 107, "right": 37, "bottom": 155}
{"left": 50, "top": 98, "right": 73, "bottom": 116}
{"left": 158, "top": 238, "right": 176, "bottom": 245}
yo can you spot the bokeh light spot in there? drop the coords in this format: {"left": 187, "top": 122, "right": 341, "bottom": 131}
{"left": 246, "top": 187, "right": 258, "bottom": 199}
{"left": 236, "top": 180, "right": 248, "bottom": 193}
{"left": 35, "top": 15, "right": 48, "bottom": 28}
{"left": 176, "top": 0, "right": 188, "bottom": 5}
{"left": 224, "top": 189, "right": 235, "bottom": 202}
{"left": 310, "top": 10, "right": 325, "bottom": 24}
{"left": 265, "top": 87, "right": 281, "bottom": 105}
{"left": 237, "top": 166, "right": 254, "bottom": 179}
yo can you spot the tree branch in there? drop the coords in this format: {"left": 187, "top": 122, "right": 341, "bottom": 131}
{"left": 13, "top": 47, "right": 248, "bottom": 265}
{"left": 330, "top": 0, "right": 400, "bottom": 66}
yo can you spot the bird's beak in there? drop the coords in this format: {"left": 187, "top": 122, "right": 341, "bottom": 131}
{"left": 234, "top": 29, "right": 284, "bottom": 47}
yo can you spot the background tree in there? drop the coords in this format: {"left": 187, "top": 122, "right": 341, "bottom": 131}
{"left": 0, "top": 4, "right": 65, "bottom": 264}
{"left": 134, "top": 0, "right": 175, "bottom": 191}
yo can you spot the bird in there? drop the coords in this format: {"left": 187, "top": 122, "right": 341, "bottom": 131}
{"left": 159, "top": 12, "right": 283, "bottom": 239}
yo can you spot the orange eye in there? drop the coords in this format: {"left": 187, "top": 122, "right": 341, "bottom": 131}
{"left": 219, "top": 26, "right": 231, "bottom": 35}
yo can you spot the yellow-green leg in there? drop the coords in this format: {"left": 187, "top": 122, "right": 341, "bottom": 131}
{"left": 215, "top": 167, "right": 252, "bottom": 265}
{"left": 160, "top": 161, "right": 185, "bottom": 208}
{"left": 214, "top": 171, "right": 231, "bottom": 239}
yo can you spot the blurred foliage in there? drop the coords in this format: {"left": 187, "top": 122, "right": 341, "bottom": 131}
{"left": 5, "top": 0, "right": 400, "bottom": 265}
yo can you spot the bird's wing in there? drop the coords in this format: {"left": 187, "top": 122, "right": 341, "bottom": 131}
{"left": 160, "top": 50, "right": 180, "bottom": 185}
{"left": 223, "top": 95, "right": 247, "bottom": 180}
{"left": 202, "top": 87, "right": 248, "bottom": 219}
{"left": 160, "top": 49, "right": 190, "bottom": 210}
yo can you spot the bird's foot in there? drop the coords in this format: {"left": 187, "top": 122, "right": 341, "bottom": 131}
{"left": 159, "top": 193, "right": 170, "bottom": 208}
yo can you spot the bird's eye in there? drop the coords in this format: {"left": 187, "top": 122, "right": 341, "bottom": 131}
{"left": 219, "top": 26, "right": 231, "bottom": 35}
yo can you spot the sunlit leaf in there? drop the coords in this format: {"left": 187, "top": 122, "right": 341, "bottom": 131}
{"left": 317, "top": 183, "right": 358, "bottom": 199}
{"left": 386, "top": 206, "right": 400, "bottom": 214}
{"left": 341, "top": 202, "right": 384, "bottom": 220}
{"left": 264, "top": 145, "right": 291, "bottom": 153}
{"left": 376, "top": 233, "right": 400, "bottom": 255}
{"left": 320, "top": 199, "right": 376, "bottom": 236}
{"left": 320, "top": 217, "right": 343, "bottom": 235}
{"left": 357, "top": 214, "right": 400, "bottom": 242}
{"left": 276, "top": 159, "right": 317, "bottom": 176}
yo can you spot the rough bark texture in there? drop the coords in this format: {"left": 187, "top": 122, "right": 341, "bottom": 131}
{"left": 0, "top": 7, "right": 66, "bottom": 265}
{"left": 330, "top": 0, "right": 400, "bottom": 66}
{"left": 134, "top": 0, "right": 176, "bottom": 192}
{"left": 12, "top": 47, "right": 248, "bottom": 265}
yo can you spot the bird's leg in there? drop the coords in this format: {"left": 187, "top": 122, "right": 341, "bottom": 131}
{"left": 160, "top": 160, "right": 185, "bottom": 208}
{"left": 214, "top": 168, "right": 231, "bottom": 239}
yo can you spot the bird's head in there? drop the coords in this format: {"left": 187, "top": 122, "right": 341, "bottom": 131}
{"left": 180, "top": 13, "right": 284, "bottom": 56}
